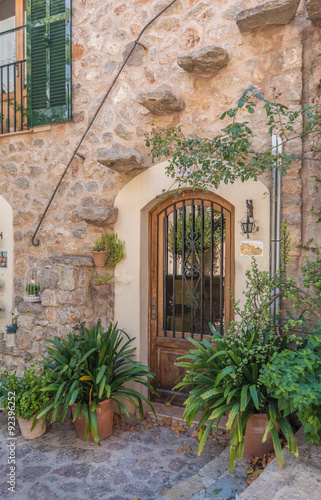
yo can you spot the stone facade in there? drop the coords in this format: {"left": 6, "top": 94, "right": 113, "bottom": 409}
{"left": 0, "top": 0, "right": 320, "bottom": 371}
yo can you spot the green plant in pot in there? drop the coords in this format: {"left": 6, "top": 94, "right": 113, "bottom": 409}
{"left": 175, "top": 325, "right": 299, "bottom": 470}
{"left": 91, "top": 273, "right": 115, "bottom": 295}
{"left": 260, "top": 322, "right": 321, "bottom": 445}
{"left": 90, "top": 233, "right": 125, "bottom": 268}
{"left": 36, "top": 320, "right": 156, "bottom": 444}
{"left": 0, "top": 363, "right": 50, "bottom": 439}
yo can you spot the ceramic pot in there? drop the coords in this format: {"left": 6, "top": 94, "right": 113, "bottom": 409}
{"left": 91, "top": 251, "right": 107, "bottom": 267}
{"left": 72, "top": 399, "right": 114, "bottom": 443}
{"left": 92, "top": 283, "right": 113, "bottom": 295}
{"left": 6, "top": 333, "right": 16, "bottom": 347}
{"left": 243, "top": 413, "right": 280, "bottom": 458}
{"left": 18, "top": 415, "right": 46, "bottom": 439}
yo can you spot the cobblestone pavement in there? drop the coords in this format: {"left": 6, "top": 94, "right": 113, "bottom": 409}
{"left": 0, "top": 411, "right": 230, "bottom": 500}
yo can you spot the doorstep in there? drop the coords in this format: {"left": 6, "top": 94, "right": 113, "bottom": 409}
{"left": 143, "top": 401, "right": 228, "bottom": 430}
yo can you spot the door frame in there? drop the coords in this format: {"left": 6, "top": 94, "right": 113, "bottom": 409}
{"left": 149, "top": 189, "right": 235, "bottom": 402}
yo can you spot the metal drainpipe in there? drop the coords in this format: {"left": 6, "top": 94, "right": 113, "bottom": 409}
{"left": 270, "top": 135, "right": 282, "bottom": 325}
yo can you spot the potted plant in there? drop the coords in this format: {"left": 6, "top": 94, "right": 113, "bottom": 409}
{"left": 36, "top": 320, "right": 156, "bottom": 444}
{"left": 5, "top": 323, "right": 18, "bottom": 347}
{"left": 0, "top": 364, "right": 50, "bottom": 439}
{"left": 260, "top": 322, "right": 321, "bottom": 445}
{"left": 175, "top": 325, "right": 299, "bottom": 470}
{"left": 90, "top": 233, "right": 125, "bottom": 268}
{"left": 91, "top": 273, "right": 115, "bottom": 295}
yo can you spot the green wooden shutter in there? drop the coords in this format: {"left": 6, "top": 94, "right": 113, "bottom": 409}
{"left": 27, "top": 0, "right": 71, "bottom": 127}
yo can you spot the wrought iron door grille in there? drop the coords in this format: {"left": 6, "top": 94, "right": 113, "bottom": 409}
{"left": 156, "top": 198, "right": 230, "bottom": 340}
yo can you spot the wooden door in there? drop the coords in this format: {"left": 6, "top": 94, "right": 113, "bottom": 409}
{"left": 149, "top": 190, "right": 234, "bottom": 405}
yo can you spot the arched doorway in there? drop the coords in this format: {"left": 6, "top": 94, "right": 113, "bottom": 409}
{"left": 149, "top": 190, "right": 234, "bottom": 405}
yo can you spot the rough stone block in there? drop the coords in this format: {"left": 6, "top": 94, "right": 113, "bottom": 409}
{"left": 306, "top": 0, "right": 321, "bottom": 22}
{"left": 137, "top": 85, "right": 185, "bottom": 115}
{"left": 97, "top": 146, "right": 143, "bottom": 172}
{"left": 236, "top": 0, "right": 300, "bottom": 33}
{"left": 177, "top": 45, "right": 229, "bottom": 73}
{"left": 18, "top": 301, "right": 44, "bottom": 314}
{"left": 42, "top": 269, "right": 60, "bottom": 290}
{"left": 60, "top": 269, "right": 75, "bottom": 291}
{"left": 75, "top": 206, "right": 118, "bottom": 226}
{"left": 41, "top": 290, "right": 57, "bottom": 307}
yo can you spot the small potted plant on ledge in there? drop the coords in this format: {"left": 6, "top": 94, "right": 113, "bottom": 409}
{"left": 90, "top": 233, "right": 125, "bottom": 268}
{"left": 0, "top": 363, "right": 50, "bottom": 439}
{"left": 5, "top": 323, "right": 18, "bottom": 347}
{"left": 36, "top": 320, "right": 156, "bottom": 444}
{"left": 91, "top": 273, "right": 115, "bottom": 295}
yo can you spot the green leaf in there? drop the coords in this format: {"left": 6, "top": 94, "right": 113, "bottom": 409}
{"left": 249, "top": 385, "right": 259, "bottom": 410}
{"left": 240, "top": 385, "right": 249, "bottom": 411}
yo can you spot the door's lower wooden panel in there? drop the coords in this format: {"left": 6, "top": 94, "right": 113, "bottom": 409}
{"left": 152, "top": 337, "right": 191, "bottom": 406}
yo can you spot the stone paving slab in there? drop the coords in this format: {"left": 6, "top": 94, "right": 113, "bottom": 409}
{"left": 239, "top": 428, "right": 321, "bottom": 500}
{"left": 158, "top": 447, "right": 248, "bottom": 500}
{"left": 0, "top": 411, "right": 227, "bottom": 500}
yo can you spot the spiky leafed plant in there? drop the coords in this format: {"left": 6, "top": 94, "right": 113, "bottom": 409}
{"left": 35, "top": 320, "right": 156, "bottom": 444}
{"left": 174, "top": 325, "right": 299, "bottom": 471}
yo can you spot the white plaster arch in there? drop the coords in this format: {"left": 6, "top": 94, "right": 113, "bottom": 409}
{"left": 0, "top": 195, "right": 14, "bottom": 337}
{"left": 114, "top": 161, "right": 270, "bottom": 367}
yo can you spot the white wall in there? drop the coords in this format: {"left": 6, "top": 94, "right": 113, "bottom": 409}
{"left": 0, "top": 196, "right": 13, "bottom": 337}
{"left": 114, "top": 161, "right": 270, "bottom": 367}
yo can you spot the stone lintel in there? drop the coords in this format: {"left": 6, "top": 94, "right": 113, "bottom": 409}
{"left": 137, "top": 84, "right": 185, "bottom": 116}
{"left": 236, "top": 0, "right": 300, "bottom": 33}
{"left": 97, "top": 146, "right": 143, "bottom": 172}
{"left": 177, "top": 45, "right": 229, "bottom": 73}
{"left": 75, "top": 206, "right": 118, "bottom": 226}
{"left": 48, "top": 255, "right": 94, "bottom": 267}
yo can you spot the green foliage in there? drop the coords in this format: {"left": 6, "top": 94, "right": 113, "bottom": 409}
{"left": 260, "top": 322, "right": 321, "bottom": 445}
{"left": 36, "top": 320, "right": 156, "bottom": 444}
{"left": 6, "top": 323, "right": 18, "bottom": 334}
{"left": 0, "top": 363, "right": 50, "bottom": 421}
{"left": 91, "top": 233, "right": 125, "bottom": 268}
{"left": 168, "top": 210, "right": 222, "bottom": 256}
{"left": 301, "top": 243, "right": 321, "bottom": 314}
{"left": 175, "top": 326, "right": 298, "bottom": 470}
{"left": 91, "top": 273, "right": 114, "bottom": 286}
{"left": 26, "top": 284, "right": 40, "bottom": 295}
{"left": 146, "top": 86, "right": 321, "bottom": 191}
{"left": 229, "top": 222, "right": 321, "bottom": 336}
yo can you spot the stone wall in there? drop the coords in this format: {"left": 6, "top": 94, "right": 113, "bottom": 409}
{"left": 0, "top": 0, "right": 319, "bottom": 369}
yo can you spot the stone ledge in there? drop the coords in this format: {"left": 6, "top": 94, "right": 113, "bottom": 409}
{"left": 306, "top": 0, "right": 321, "bottom": 22}
{"left": 75, "top": 206, "right": 118, "bottom": 226}
{"left": 0, "top": 341, "right": 22, "bottom": 357}
{"left": 18, "top": 301, "right": 44, "bottom": 314}
{"left": 177, "top": 45, "right": 229, "bottom": 73}
{"left": 137, "top": 85, "right": 185, "bottom": 115}
{"left": 48, "top": 255, "right": 94, "bottom": 267}
{"left": 97, "top": 145, "right": 143, "bottom": 172}
{"left": 236, "top": 0, "right": 300, "bottom": 33}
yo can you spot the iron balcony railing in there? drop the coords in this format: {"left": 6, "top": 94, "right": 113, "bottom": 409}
{"left": 0, "top": 25, "right": 27, "bottom": 135}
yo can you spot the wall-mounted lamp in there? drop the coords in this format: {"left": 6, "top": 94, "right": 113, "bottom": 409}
{"left": 240, "top": 200, "right": 257, "bottom": 238}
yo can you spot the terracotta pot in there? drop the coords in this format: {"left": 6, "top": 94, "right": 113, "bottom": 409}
{"left": 18, "top": 415, "right": 46, "bottom": 439}
{"left": 91, "top": 251, "right": 107, "bottom": 267}
{"left": 243, "top": 413, "right": 280, "bottom": 458}
{"left": 72, "top": 399, "right": 114, "bottom": 443}
{"left": 92, "top": 283, "right": 113, "bottom": 295}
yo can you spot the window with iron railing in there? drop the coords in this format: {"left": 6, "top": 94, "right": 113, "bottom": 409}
{"left": 0, "top": 0, "right": 71, "bottom": 136}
